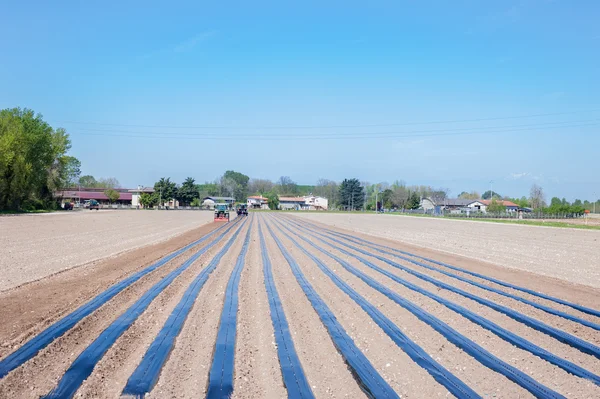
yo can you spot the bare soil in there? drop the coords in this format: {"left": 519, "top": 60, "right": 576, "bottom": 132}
{"left": 0, "top": 210, "right": 215, "bottom": 292}
{"left": 1, "top": 213, "right": 599, "bottom": 398}
{"left": 293, "top": 213, "right": 600, "bottom": 288}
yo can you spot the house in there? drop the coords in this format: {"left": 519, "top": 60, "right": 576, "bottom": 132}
{"left": 480, "top": 200, "right": 520, "bottom": 213}
{"left": 202, "top": 196, "right": 235, "bottom": 208}
{"left": 303, "top": 195, "right": 328, "bottom": 210}
{"left": 279, "top": 197, "right": 308, "bottom": 210}
{"left": 247, "top": 195, "right": 269, "bottom": 209}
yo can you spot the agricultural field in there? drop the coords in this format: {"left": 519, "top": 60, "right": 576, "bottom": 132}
{"left": 1, "top": 213, "right": 600, "bottom": 398}
{"left": 0, "top": 210, "right": 215, "bottom": 291}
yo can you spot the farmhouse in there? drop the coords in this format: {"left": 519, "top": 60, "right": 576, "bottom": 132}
{"left": 303, "top": 195, "right": 329, "bottom": 210}
{"left": 247, "top": 195, "right": 269, "bottom": 209}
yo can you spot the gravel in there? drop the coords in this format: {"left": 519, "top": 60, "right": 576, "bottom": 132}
{"left": 0, "top": 210, "right": 215, "bottom": 292}
{"left": 293, "top": 213, "right": 600, "bottom": 288}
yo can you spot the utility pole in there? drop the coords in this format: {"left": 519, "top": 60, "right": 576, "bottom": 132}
{"left": 159, "top": 187, "right": 162, "bottom": 210}
{"left": 489, "top": 180, "right": 494, "bottom": 200}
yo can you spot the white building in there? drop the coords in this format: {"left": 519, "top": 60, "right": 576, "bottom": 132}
{"left": 247, "top": 195, "right": 269, "bottom": 209}
{"left": 303, "top": 195, "right": 328, "bottom": 210}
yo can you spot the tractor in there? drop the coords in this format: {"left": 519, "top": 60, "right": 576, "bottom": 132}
{"left": 236, "top": 204, "right": 248, "bottom": 216}
{"left": 214, "top": 203, "right": 230, "bottom": 222}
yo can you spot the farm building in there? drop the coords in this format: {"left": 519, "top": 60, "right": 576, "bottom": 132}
{"left": 279, "top": 197, "right": 309, "bottom": 210}
{"left": 55, "top": 187, "right": 147, "bottom": 206}
{"left": 247, "top": 195, "right": 269, "bottom": 209}
{"left": 421, "top": 198, "right": 486, "bottom": 213}
{"left": 202, "top": 196, "right": 235, "bottom": 208}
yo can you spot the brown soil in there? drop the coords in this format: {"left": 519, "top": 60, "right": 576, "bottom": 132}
{"left": 2, "top": 213, "right": 599, "bottom": 398}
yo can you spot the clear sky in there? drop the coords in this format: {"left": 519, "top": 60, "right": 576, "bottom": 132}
{"left": 1, "top": 1, "right": 599, "bottom": 201}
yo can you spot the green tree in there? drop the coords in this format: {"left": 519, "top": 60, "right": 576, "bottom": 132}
{"left": 60, "top": 156, "right": 81, "bottom": 187}
{"left": 191, "top": 198, "right": 202, "bottom": 207}
{"left": 276, "top": 176, "right": 298, "bottom": 195}
{"left": 407, "top": 191, "right": 421, "bottom": 209}
{"left": 0, "top": 108, "right": 77, "bottom": 210}
{"left": 266, "top": 191, "right": 279, "bottom": 210}
{"left": 223, "top": 170, "right": 250, "bottom": 200}
{"left": 458, "top": 191, "right": 481, "bottom": 200}
{"left": 154, "top": 177, "right": 177, "bottom": 204}
{"left": 78, "top": 175, "right": 98, "bottom": 188}
{"left": 176, "top": 177, "right": 197, "bottom": 206}
{"left": 338, "top": 178, "right": 364, "bottom": 210}
{"left": 482, "top": 190, "right": 501, "bottom": 200}
{"left": 487, "top": 199, "right": 506, "bottom": 213}
{"left": 139, "top": 192, "right": 158, "bottom": 208}
{"left": 104, "top": 189, "right": 120, "bottom": 203}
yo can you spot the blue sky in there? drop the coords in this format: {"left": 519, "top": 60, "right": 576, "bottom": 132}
{"left": 1, "top": 1, "right": 599, "bottom": 201}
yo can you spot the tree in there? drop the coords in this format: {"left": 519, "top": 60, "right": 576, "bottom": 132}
{"left": 550, "top": 197, "right": 562, "bottom": 207}
{"left": 154, "top": 177, "right": 177, "bottom": 204}
{"left": 338, "top": 178, "right": 364, "bottom": 210}
{"left": 390, "top": 186, "right": 409, "bottom": 209}
{"left": 223, "top": 170, "right": 250, "bottom": 200}
{"left": 482, "top": 190, "right": 501, "bottom": 200}
{"left": 314, "top": 178, "right": 338, "bottom": 207}
{"left": 487, "top": 199, "right": 506, "bottom": 213}
{"left": 78, "top": 175, "right": 98, "bottom": 188}
{"left": 276, "top": 176, "right": 298, "bottom": 195}
{"left": 458, "top": 191, "right": 481, "bottom": 200}
{"left": 191, "top": 198, "right": 202, "bottom": 207}
{"left": 0, "top": 108, "right": 77, "bottom": 211}
{"left": 265, "top": 191, "right": 279, "bottom": 210}
{"left": 104, "top": 189, "right": 120, "bottom": 203}
{"left": 60, "top": 156, "right": 81, "bottom": 188}
{"left": 407, "top": 191, "right": 421, "bottom": 209}
{"left": 139, "top": 192, "right": 158, "bottom": 208}
{"left": 530, "top": 184, "right": 545, "bottom": 209}
{"left": 249, "top": 178, "right": 274, "bottom": 195}
{"left": 176, "top": 177, "right": 197, "bottom": 206}
{"left": 219, "top": 176, "right": 237, "bottom": 198}
{"left": 97, "top": 177, "right": 120, "bottom": 189}
{"left": 430, "top": 188, "right": 449, "bottom": 203}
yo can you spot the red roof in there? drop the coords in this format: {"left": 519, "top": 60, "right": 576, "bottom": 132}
{"left": 481, "top": 200, "right": 519, "bottom": 207}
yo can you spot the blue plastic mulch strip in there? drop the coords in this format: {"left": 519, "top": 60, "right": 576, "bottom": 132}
{"left": 42, "top": 219, "right": 246, "bottom": 399}
{"left": 298, "top": 217, "right": 600, "bottom": 319}
{"left": 287, "top": 218, "right": 600, "bottom": 360}
{"left": 301, "top": 220, "right": 600, "bottom": 331}
{"left": 258, "top": 221, "right": 314, "bottom": 399}
{"left": 265, "top": 221, "right": 399, "bottom": 399}
{"left": 275, "top": 217, "right": 567, "bottom": 399}
{"left": 276, "top": 218, "right": 600, "bottom": 387}
{"left": 206, "top": 218, "right": 254, "bottom": 398}
{"left": 121, "top": 218, "right": 248, "bottom": 398}
{"left": 270, "top": 218, "right": 481, "bottom": 399}
{"left": 0, "top": 220, "right": 231, "bottom": 379}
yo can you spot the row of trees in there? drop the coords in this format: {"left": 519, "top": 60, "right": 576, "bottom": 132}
{"left": 0, "top": 108, "right": 81, "bottom": 211}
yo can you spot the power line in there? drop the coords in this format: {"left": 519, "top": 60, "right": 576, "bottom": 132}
{"left": 71, "top": 121, "right": 600, "bottom": 141}
{"left": 57, "top": 108, "right": 600, "bottom": 130}
{"left": 70, "top": 118, "right": 600, "bottom": 138}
